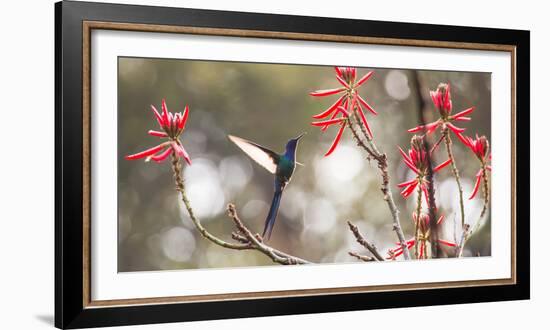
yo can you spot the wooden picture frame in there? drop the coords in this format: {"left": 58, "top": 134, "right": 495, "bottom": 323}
{"left": 55, "top": 1, "right": 530, "bottom": 328}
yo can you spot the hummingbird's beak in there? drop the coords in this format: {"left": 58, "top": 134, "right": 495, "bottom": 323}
{"left": 295, "top": 132, "right": 306, "bottom": 141}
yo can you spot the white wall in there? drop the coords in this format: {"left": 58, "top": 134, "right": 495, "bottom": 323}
{"left": 0, "top": 0, "right": 543, "bottom": 329}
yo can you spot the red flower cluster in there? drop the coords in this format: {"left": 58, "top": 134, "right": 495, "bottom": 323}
{"left": 310, "top": 67, "right": 377, "bottom": 156}
{"left": 387, "top": 213, "right": 456, "bottom": 259}
{"left": 408, "top": 83, "right": 475, "bottom": 146}
{"left": 125, "top": 99, "right": 192, "bottom": 165}
{"left": 404, "top": 83, "right": 493, "bottom": 202}
{"left": 463, "top": 135, "right": 492, "bottom": 199}
{"left": 392, "top": 82, "right": 492, "bottom": 260}
{"left": 397, "top": 135, "right": 451, "bottom": 203}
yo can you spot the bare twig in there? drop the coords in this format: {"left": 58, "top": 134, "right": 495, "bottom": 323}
{"left": 346, "top": 117, "right": 411, "bottom": 260}
{"left": 171, "top": 153, "right": 312, "bottom": 265}
{"left": 349, "top": 252, "right": 376, "bottom": 262}
{"left": 231, "top": 232, "right": 250, "bottom": 244}
{"left": 226, "top": 204, "right": 311, "bottom": 265}
{"left": 347, "top": 221, "right": 385, "bottom": 261}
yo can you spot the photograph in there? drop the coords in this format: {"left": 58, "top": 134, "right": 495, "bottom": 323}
{"left": 118, "top": 58, "right": 492, "bottom": 272}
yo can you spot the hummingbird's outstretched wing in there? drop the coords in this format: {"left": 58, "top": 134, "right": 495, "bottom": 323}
{"left": 228, "top": 135, "right": 280, "bottom": 174}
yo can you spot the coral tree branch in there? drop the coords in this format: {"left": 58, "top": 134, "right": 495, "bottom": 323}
{"left": 347, "top": 221, "right": 385, "bottom": 261}
{"left": 346, "top": 116, "right": 411, "bottom": 260}
{"left": 412, "top": 72, "right": 440, "bottom": 258}
{"left": 170, "top": 153, "right": 311, "bottom": 265}
{"left": 226, "top": 204, "right": 311, "bottom": 265}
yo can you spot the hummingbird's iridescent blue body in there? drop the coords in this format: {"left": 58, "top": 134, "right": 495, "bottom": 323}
{"left": 277, "top": 140, "right": 299, "bottom": 180}
{"left": 228, "top": 133, "right": 304, "bottom": 240}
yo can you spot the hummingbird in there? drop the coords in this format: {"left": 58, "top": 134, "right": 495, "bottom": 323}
{"left": 228, "top": 133, "right": 305, "bottom": 240}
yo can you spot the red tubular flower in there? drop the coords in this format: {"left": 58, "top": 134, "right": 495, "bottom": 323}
{"left": 325, "top": 123, "right": 346, "bottom": 156}
{"left": 125, "top": 99, "right": 192, "bottom": 165}
{"left": 463, "top": 134, "right": 490, "bottom": 162}
{"left": 463, "top": 134, "right": 491, "bottom": 199}
{"left": 309, "top": 66, "right": 377, "bottom": 156}
{"left": 438, "top": 239, "right": 458, "bottom": 247}
{"left": 397, "top": 135, "right": 451, "bottom": 204}
{"left": 386, "top": 213, "right": 456, "bottom": 260}
{"left": 408, "top": 83, "right": 475, "bottom": 147}
{"left": 386, "top": 238, "right": 416, "bottom": 259}
{"left": 469, "top": 169, "right": 484, "bottom": 200}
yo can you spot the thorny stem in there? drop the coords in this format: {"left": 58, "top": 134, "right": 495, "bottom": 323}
{"left": 457, "top": 165, "right": 490, "bottom": 257}
{"left": 443, "top": 128, "right": 466, "bottom": 227}
{"left": 170, "top": 153, "right": 311, "bottom": 265}
{"left": 443, "top": 128, "right": 467, "bottom": 258}
{"left": 414, "top": 183, "right": 423, "bottom": 259}
{"left": 480, "top": 166, "right": 490, "bottom": 219}
{"left": 352, "top": 106, "right": 374, "bottom": 147}
{"left": 346, "top": 115, "right": 411, "bottom": 260}
{"left": 346, "top": 116, "right": 377, "bottom": 160}
{"left": 347, "top": 221, "right": 385, "bottom": 261}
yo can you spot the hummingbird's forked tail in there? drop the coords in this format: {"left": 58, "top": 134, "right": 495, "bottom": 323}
{"left": 263, "top": 180, "right": 284, "bottom": 240}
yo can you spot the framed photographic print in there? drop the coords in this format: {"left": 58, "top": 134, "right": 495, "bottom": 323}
{"left": 55, "top": 1, "right": 530, "bottom": 328}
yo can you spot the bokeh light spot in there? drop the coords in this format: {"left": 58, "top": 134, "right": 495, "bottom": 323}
{"left": 385, "top": 70, "right": 411, "bottom": 101}
{"left": 161, "top": 227, "right": 196, "bottom": 262}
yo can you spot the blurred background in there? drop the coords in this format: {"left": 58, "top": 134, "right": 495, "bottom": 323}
{"left": 118, "top": 57, "right": 491, "bottom": 272}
